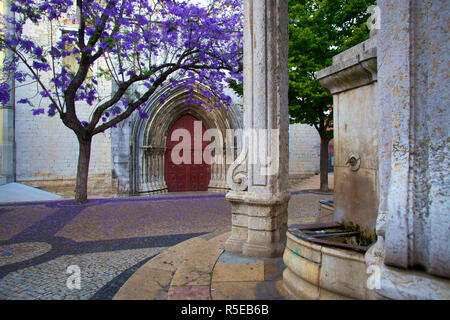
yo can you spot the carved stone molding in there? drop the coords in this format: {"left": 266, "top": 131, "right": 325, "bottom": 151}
{"left": 226, "top": 140, "right": 248, "bottom": 191}
{"left": 225, "top": 0, "right": 290, "bottom": 258}
{"left": 317, "top": 42, "right": 377, "bottom": 95}
{"left": 128, "top": 82, "right": 243, "bottom": 194}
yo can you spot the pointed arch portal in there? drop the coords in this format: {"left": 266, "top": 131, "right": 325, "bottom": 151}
{"left": 129, "top": 85, "right": 242, "bottom": 194}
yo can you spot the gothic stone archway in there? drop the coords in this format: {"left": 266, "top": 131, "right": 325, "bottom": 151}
{"left": 127, "top": 85, "right": 242, "bottom": 195}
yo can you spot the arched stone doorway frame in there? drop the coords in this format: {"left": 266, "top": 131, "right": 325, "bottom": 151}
{"left": 131, "top": 83, "right": 242, "bottom": 194}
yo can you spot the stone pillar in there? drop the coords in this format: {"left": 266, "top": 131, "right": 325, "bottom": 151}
{"left": 225, "top": 0, "right": 290, "bottom": 258}
{"left": 144, "top": 146, "right": 166, "bottom": 192}
{"left": 366, "top": 0, "right": 450, "bottom": 299}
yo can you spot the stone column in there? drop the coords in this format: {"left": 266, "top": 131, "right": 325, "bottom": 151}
{"left": 225, "top": 0, "right": 290, "bottom": 258}
{"left": 366, "top": 0, "right": 450, "bottom": 299}
{"left": 148, "top": 146, "right": 166, "bottom": 192}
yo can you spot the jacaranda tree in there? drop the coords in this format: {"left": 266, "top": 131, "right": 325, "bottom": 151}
{"left": 0, "top": 0, "right": 243, "bottom": 203}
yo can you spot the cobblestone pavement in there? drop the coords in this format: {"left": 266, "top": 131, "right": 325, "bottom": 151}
{"left": 0, "top": 174, "right": 333, "bottom": 300}
{"left": 0, "top": 194, "right": 231, "bottom": 300}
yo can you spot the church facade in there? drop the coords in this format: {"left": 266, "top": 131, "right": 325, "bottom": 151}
{"left": 0, "top": 5, "right": 321, "bottom": 196}
{"left": 0, "top": 1, "right": 323, "bottom": 197}
{"left": 8, "top": 80, "right": 320, "bottom": 196}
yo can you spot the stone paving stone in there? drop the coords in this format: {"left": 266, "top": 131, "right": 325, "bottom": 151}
{"left": 0, "top": 184, "right": 329, "bottom": 300}
{"left": 0, "top": 206, "right": 58, "bottom": 241}
{"left": 0, "top": 247, "right": 163, "bottom": 300}
{"left": 211, "top": 281, "right": 287, "bottom": 300}
{"left": 212, "top": 263, "right": 265, "bottom": 282}
{"left": 147, "top": 237, "right": 206, "bottom": 273}
{"left": 0, "top": 242, "right": 52, "bottom": 267}
{"left": 204, "top": 231, "right": 231, "bottom": 248}
{"left": 113, "top": 267, "right": 173, "bottom": 300}
{"left": 289, "top": 173, "right": 334, "bottom": 192}
{"left": 288, "top": 194, "right": 332, "bottom": 221}
{"left": 210, "top": 250, "right": 288, "bottom": 300}
{"left": 264, "top": 259, "right": 285, "bottom": 281}
{"left": 168, "top": 285, "right": 211, "bottom": 300}
{"left": 0, "top": 194, "right": 235, "bottom": 300}
{"left": 55, "top": 198, "right": 232, "bottom": 242}
{"left": 171, "top": 239, "right": 223, "bottom": 286}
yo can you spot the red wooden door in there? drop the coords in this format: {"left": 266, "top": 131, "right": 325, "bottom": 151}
{"left": 165, "top": 114, "right": 211, "bottom": 192}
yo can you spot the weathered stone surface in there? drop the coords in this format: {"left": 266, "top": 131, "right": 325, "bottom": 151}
{"left": 366, "top": 241, "right": 450, "bottom": 300}
{"left": 379, "top": 0, "right": 449, "bottom": 277}
{"left": 334, "top": 167, "right": 378, "bottom": 233}
{"left": 171, "top": 239, "right": 223, "bottom": 286}
{"left": 317, "top": 47, "right": 377, "bottom": 95}
{"left": 283, "top": 233, "right": 374, "bottom": 300}
{"left": 0, "top": 242, "right": 52, "bottom": 267}
{"left": 212, "top": 262, "right": 265, "bottom": 282}
{"left": 362, "top": 0, "right": 450, "bottom": 300}
{"left": 211, "top": 280, "right": 287, "bottom": 300}
{"left": 286, "top": 233, "right": 322, "bottom": 264}
{"left": 288, "top": 123, "right": 320, "bottom": 176}
{"left": 113, "top": 267, "right": 173, "bottom": 300}
{"left": 282, "top": 268, "right": 320, "bottom": 300}
{"left": 283, "top": 248, "right": 320, "bottom": 286}
{"left": 320, "top": 249, "right": 374, "bottom": 300}
{"left": 168, "top": 285, "right": 211, "bottom": 300}
{"left": 144, "top": 238, "right": 206, "bottom": 273}
{"left": 318, "top": 36, "right": 379, "bottom": 235}
{"left": 225, "top": 0, "right": 290, "bottom": 258}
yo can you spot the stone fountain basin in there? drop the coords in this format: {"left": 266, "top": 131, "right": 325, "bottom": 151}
{"left": 283, "top": 223, "right": 375, "bottom": 300}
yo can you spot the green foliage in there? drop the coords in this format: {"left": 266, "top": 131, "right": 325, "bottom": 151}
{"left": 341, "top": 221, "right": 377, "bottom": 247}
{"left": 227, "top": 78, "right": 243, "bottom": 97}
{"left": 288, "top": 0, "right": 375, "bottom": 138}
{"left": 227, "top": 59, "right": 243, "bottom": 97}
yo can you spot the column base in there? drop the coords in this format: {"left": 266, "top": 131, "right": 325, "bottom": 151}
{"left": 243, "top": 240, "right": 286, "bottom": 258}
{"left": 225, "top": 190, "right": 289, "bottom": 258}
{"left": 366, "top": 240, "right": 450, "bottom": 300}
{"left": 224, "top": 237, "right": 246, "bottom": 253}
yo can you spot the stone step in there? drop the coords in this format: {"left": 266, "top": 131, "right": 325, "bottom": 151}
{"left": 210, "top": 250, "right": 293, "bottom": 300}
{"left": 167, "top": 234, "right": 225, "bottom": 300}
{"left": 113, "top": 232, "right": 229, "bottom": 300}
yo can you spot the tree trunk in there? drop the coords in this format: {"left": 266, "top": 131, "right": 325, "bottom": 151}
{"left": 74, "top": 136, "right": 92, "bottom": 204}
{"left": 319, "top": 137, "right": 330, "bottom": 192}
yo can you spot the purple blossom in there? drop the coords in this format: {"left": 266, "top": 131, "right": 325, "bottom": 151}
{"left": 0, "top": 0, "right": 243, "bottom": 125}
{"left": 0, "top": 83, "right": 10, "bottom": 105}
{"left": 17, "top": 98, "right": 31, "bottom": 104}
{"left": 32, "top": 108, "right": 45, "bottom": 115}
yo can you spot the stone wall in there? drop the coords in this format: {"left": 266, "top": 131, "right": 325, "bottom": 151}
{"left": 288, "top": 123, "right": 320, "bottom": 180}
{"left": 364, "top": 0, "right": 450, "bottom": 299}
{"left": 317, "top": 35, "right": 378, "bottom": 234}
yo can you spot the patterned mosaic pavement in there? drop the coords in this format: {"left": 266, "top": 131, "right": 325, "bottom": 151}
{"left": 0, "top": 174, "right": 333, "bottom": 300}
{"left": 0, "top": 194, "right": 231, "bottom": 300}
